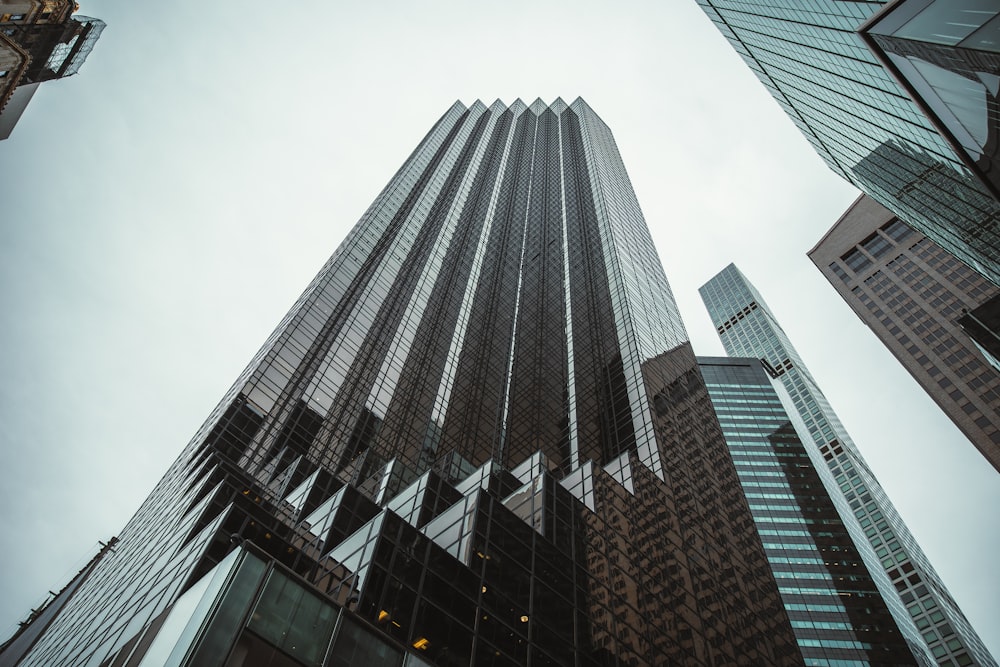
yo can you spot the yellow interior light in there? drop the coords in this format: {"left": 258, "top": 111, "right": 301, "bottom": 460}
{"left": 520, "top": 615, "right": 529, "bottom": 623}
{"left": 413, "top": 637, "right": 430, "bottom": 650}
{"left": 378, "top": 610, "right": 390, "bottom": 623}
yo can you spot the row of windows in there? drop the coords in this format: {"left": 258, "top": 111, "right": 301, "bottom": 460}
{"left": 830, "top": 218, "right": 914, "bottom": 282}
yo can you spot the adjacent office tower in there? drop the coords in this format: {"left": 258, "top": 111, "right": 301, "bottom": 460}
{"left": 0, "top": 2, "right": 104, "bottom": 139}
{"left": 699, "top": 356, "right": 921, "bottom": 666}
{"left": 809, "top": 194, "right": 1000, "bottom": 472}
{"left": 2, "top": 99, "right": 806, "bottom": 666}
{"left": 693, "top": 1, "right": 1000, "bottom": 286}
{"left": 700, "top": 264, "right": 997, "bottom": 667}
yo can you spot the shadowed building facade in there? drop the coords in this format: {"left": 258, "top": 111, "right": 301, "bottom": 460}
{"left": 694, "top": 0, "right": 1000, "bottom": 286}
{"left": 2, "top": 99, "right": 809, "bottom": 667}
{"left": 700, "top": 356, "right": 923, "bottom": 667}
{"left": 809, "top": 194, "right": 1000, "bottom": 473}
{"left": 700, "top": 264, "right": 997, "bottom": 667}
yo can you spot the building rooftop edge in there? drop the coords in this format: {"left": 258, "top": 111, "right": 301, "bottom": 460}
{"left": 458, "top": 97, "right": 590, "bottom": 115}
{"left": 696, "top": 356, "right": 763, "bottom": 366}
{"left": 806, "top": 192, "right": 870, "bottom": 259}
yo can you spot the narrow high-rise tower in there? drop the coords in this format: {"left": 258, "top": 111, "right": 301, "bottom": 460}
{"left": 2, "top": 100, "right": 806, "bottom": 667}
{"left": 699, "top": 264, "right": 997, "bottom": 667}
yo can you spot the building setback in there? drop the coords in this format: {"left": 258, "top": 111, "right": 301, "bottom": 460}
{"left": 693, "top": 0, "right": 1000, "bottom": 286}
{"left": 700, "top": 356, "right": 920, "bottom": 666}
{"left": 700, "top": 264, "right": 997, "bottom": 667}
{"left": 809, "top": 194, "right": 1000, "bottom": 473}
{"left": 2, "top": 99, "right": 808, "bottom": 666}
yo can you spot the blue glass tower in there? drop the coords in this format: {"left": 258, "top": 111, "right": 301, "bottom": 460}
{"left": 700, "top": 264, "right": 997, "bottom": 667}
{"left": 700, "top": 356, "right": 926, "bottom": 666}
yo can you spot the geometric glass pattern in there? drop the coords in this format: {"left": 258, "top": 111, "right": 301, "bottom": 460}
{"left": 695, "top": 0, "right": 1000, "bottom": 286}
{"left": 2, "top": 99, "right": 807, "bottom": 666}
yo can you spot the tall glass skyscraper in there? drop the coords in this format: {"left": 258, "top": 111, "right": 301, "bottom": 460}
{"left": 694, "top": 0, "right": 1000, "bottom": 286}
{"left": 700, "top": 356, "right": 924, "bottom": 666}
{"left": 1, "top": 99, "right": 809, "bottom": 666}
{"left": 700, "top": 264, "right": 997, "bottom": 667}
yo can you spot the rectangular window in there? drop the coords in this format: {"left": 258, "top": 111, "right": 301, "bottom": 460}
{"left": 861, "top": 232, "right": 892, "bottom": 259}
{"left": 829, "top": 262, "right": 850, "bottom": 282}
{"left": 841, "top": 248, "right": 872, "bottom": 273}
{"left": 882, "top": 219, "right": 913, "bottom": 242}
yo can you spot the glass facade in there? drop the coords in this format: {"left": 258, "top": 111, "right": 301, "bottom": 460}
{"left": 859, "top": 0, "right": 1000, "bottom": 201}
{"left": 695, "top": 0, "right": 1000, "bottom": 285}
{"left": 700, "top": 356, "right": 918, "bottom": 667}
{"left": 699, "top": 264, "right": 997, "bottom": 667}
{"left": 2, "top": 99, "right": 803, "bottom": 666}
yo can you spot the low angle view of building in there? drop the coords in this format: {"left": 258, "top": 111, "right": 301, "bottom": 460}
{"left": 699, "top": 356, "right": 920, "bottom": 666}
{"left": 857, "top": 1, "right": 1000, "bottom": 201}
{"left": 809, "top": 195, "right": 1000, "bottom": 472}
{"left": 1, "top": 98, "right": 811, "bottom": 667}
{"left": 0, "top": 2, "right": 996, "bottom": 666}
{"left": 695, "top": 0, "right": 1000, "bottom": 285}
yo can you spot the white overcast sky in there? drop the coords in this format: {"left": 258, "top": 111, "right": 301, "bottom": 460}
{"left": 0, "top": 0, "right": 996, "bottom": 657}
